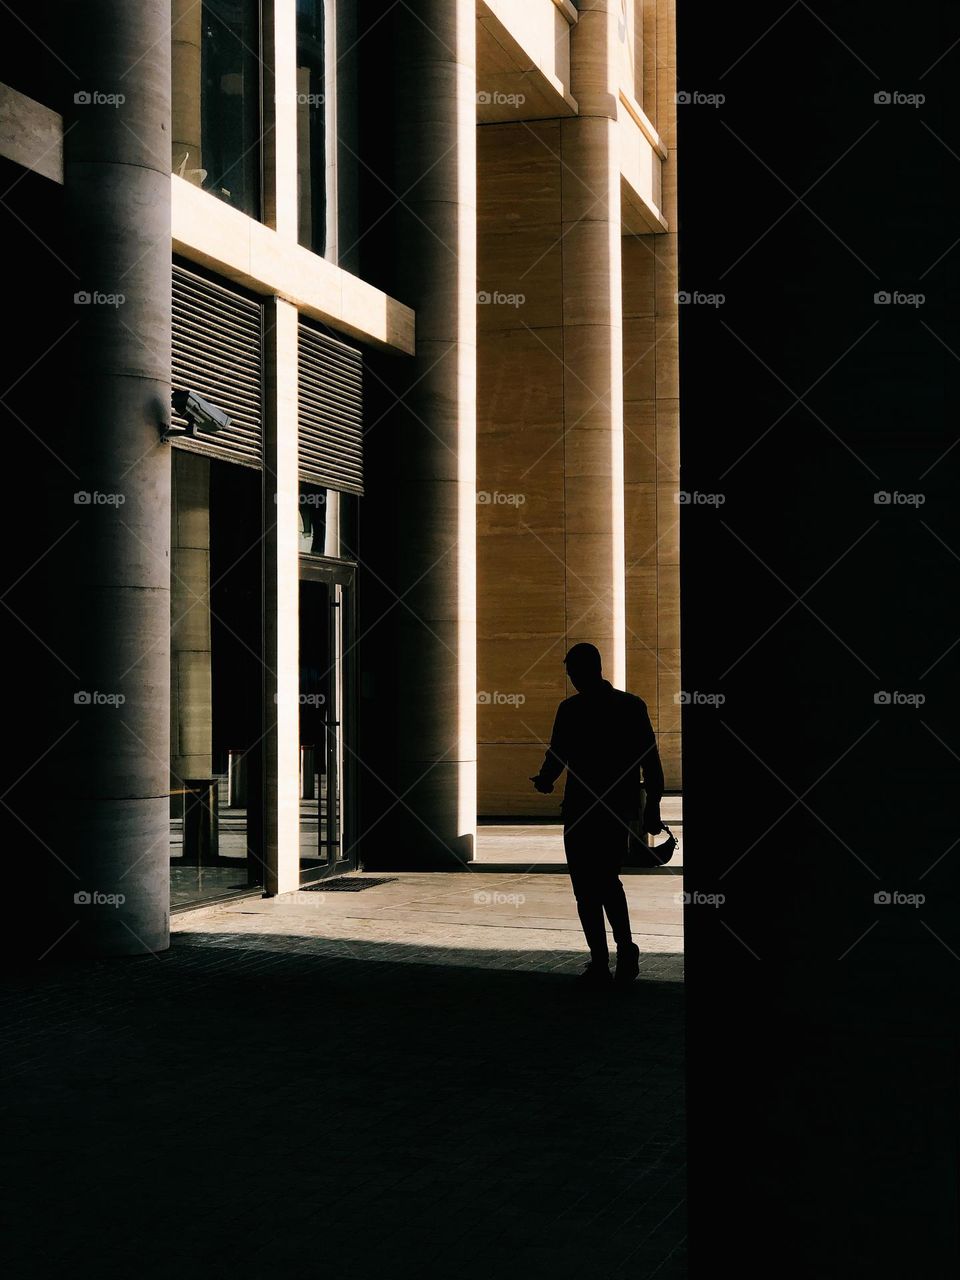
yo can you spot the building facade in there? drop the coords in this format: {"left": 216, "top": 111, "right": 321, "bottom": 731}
{"left": 0, "top": 0, "right": 678, "bottom": 957}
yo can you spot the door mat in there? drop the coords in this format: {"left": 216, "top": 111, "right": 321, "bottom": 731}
{"left": 301, "top": 876, "right": 398, "bottom": 893}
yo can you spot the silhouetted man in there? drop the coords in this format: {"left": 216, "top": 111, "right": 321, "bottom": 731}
{"left": 531, "top": 643, "right": 664, "bottom": 986}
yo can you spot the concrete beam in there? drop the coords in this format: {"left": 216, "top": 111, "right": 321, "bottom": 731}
{"left": 172, "top": 175, "right": 416, "bottom": 356}
{"left": 0, "top": 82, "right": 63, "bottom": 183}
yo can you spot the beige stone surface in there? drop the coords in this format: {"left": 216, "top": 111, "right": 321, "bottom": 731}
{"left": 172, "top": 177, "right": 415, "bottom": 355}
{"left": 626, "top": 643, "right": 660, "bottom": 711}
{"left": 625, "top": 564, "right": 658, "bottom": 644}
{"left": 172, "top": 855, "right": 685, "bottom": 959}
{"left": 476, "top": 0, "right": 680, "bottom": 810}
{"left": 658, "top": 576, "right": 682, "bottom": 666}
{"left": 477, "top": 0, "right": 578, "bottom": 122}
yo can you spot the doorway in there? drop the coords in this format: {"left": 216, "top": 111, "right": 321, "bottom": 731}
{"left": 169, "top": 453, "right": 264, "bottom": 909}
{"left": 299, "top": 558, "right": 356, "bottom": 883}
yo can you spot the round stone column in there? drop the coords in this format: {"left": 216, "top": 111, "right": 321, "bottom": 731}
{"left": 560, "top": 0, "right": 627, "bottom": 687}
{"left": 55, "top": 0, "right": 172, "bottom": 954}
{"left": 359, "top": 0, "right": 477, "bottom": 868}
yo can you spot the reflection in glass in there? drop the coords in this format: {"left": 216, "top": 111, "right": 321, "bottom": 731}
{"left": 170, "top": 454, "right": 263, "bottom": 907}
{"left": 299, "top": 579, "right": 342, "bottom": 881}
{"left": 297, "top": 0, "right": 327, "bottom": 253}
{"left": 171, "top": 0, "right": 261, "bottom": 219}
{"left": 299, "top": 485, "right": 358, "bottom": 558}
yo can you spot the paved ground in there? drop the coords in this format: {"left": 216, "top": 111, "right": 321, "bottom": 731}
{"left": 475, "top": 799, "right": 683, "bottom": 871}
{"left": 3, "top": 830, "right": 685, "bottom": 1279}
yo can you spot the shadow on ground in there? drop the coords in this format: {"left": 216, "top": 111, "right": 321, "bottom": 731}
{"left": 2, "top": 936, "right": 686, "bottom": 1280}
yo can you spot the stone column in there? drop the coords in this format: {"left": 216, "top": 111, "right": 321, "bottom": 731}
{"left": 622, "top": 0, "right": 681, "bottom": 789}
{"left": 560, "top": 0, "right": 627, "bottom": 687}
{"left": 55, "top": 0, "right": 172, "bottom": 954}
{"left": 262, "top": 297, "right": 301, "bottom": 895}
{"left": 262, "top": 0, "right": 298, "bottom": 236}
{"left": 653, "top": 0, "right": 681, "bottom": 788}
{"left": 358, "top": 0, "right": 477, "bottom": 868}
{"left": 170, "top": 452, "right": 212, "bottom": 791}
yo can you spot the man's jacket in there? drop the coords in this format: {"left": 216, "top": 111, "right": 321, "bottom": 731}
{"left": 537, "top": 680, "right": 664, "bottom": 821}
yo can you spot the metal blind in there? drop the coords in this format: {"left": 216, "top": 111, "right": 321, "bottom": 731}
{"left": 171, "top": 264, "right": 264, "bottom": 468}
{"left": 298, "top": 322, "right": 364, "bottom": 493}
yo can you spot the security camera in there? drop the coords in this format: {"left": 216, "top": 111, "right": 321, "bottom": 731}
{"left": 167, "top": 389, "right": 231, "bottom": 439}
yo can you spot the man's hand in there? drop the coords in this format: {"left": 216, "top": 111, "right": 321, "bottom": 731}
{"left": 530, "top": 774, "right": 554, "bottom": 794}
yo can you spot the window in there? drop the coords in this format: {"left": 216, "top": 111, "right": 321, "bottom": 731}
{"left": 172, "top": 0, "right": 262, "bottom": 219}
{"left": 296, "top": 0, "right": 327, "bottom": 252}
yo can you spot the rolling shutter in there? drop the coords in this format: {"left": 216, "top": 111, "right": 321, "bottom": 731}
{"left": 298, "top": 322, "right": 364, "bottom": 494}
{"left": 171, "top": 264, "right": 264, "bottom": 468}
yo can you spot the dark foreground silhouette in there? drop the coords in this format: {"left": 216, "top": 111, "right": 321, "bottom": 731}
{"left": 531, "top": 644, "right": 665, "bottom": 984}
{"left": 1, "top": 936, "right": 685, "bottom": 1280}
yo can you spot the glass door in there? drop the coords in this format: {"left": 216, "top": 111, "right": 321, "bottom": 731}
{"left": 169, "top": 453, "right": 264, "bottom": 909}
{"left": 299, "top": 559, "right": 354, "bottom": 882}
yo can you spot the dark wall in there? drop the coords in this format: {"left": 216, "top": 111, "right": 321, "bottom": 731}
{"left": 0, "top": 153, "right": 71, "bottom": 960}
{"left": 0, "top": 5, "right": 63, "bottom": 107}
{"left": 353, "top": 1, "right": 441, "bottom": 867}
{"left": 679, "top": 2, "right": 960, "bottom": 1273}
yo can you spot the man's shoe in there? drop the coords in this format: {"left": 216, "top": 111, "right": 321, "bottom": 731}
{"left": 615, "top": 943, "right": 641, "bottom": 985}
{"left": 578, "top": 959, "right": 613, "bottom": 985}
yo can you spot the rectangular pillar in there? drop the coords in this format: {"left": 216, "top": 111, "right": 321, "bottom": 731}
{"left": 263, "top": 296, "right": 301, "bottom": 895}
